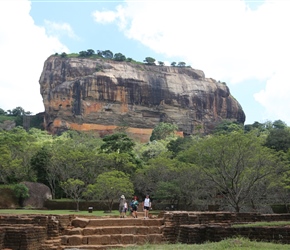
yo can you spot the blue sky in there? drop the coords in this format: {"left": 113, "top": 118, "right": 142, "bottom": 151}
{"left": 1, "top": 0, "right": 289, "bottom": 126}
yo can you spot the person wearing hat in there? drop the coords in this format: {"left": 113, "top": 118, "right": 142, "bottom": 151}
{"left": 119, "top": 195, "right": 126, "bottom": 218}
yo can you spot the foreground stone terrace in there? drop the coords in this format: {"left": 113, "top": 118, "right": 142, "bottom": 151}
{"left": 1, "top": 211, "right": 290, "bottom": 249}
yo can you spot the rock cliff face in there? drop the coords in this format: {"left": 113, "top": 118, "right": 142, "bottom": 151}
{"left": 39, "top": 55, "right": 245, "bottom": 139}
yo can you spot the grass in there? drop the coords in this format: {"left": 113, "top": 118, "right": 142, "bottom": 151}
{"left": 233, "top": 221, "right": 290, "bottom": 228}
{"left": 0, "top": 209, "right": 120, "bottom": 217}
{"left": 111, "top": 238, "right": 290, "bottom": 250}
{"left": 0, "top": 115, "right": 16, "bottom": 122}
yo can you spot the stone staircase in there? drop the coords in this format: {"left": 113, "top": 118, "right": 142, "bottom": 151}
{"left": 59, "top": 215, "right": 165, "bottom": 249}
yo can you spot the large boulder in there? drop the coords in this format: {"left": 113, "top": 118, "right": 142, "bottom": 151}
{"left": 22, "top": 182, "right": 52, "bottom": 208}
{"left": 39, "top": 56, "right": 245, "bottom": 140}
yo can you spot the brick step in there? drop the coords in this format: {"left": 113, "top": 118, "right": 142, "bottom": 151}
{"left": 40, "top": 238, "right": 62, "bottom": 250}
{"left": 0, "top": 218, "right": 35, "bottom": 225}
{"left": 64, "top": 225, "right": 164, "bottom": 236}
{"left": 72, "top": 218, "right": 164, "bottom": 228}
{"left": 61, "top": 233, "right": 164, "bottom": 246}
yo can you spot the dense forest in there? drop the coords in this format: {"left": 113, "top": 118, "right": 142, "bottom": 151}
{"left": 1, "top": 107, "right": 290, "bottom": 212}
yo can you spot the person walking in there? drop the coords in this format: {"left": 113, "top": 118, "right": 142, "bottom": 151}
{"left": 119, "top": 195, "right": 126, "bottom": 218}
{"left": 124, "top": 200, "right": 128, "bottom": 217}
{"left": 131, "top": 196, "right": 139, "bottom": 218}
{"left": 142, "top": 194, "right": 151, "bottom": 219}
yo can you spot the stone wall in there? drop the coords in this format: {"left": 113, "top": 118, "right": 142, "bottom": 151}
{"left": 4, "top": 226, "right": 47, "bottom": 250}
{"left": 2, "top": 212, "right": 290, "bottom": 248}
{"left": 0, "top": 228, "right": 4, "bottom": 249}
{"left": 179, "top": 224, "right": 290, "bottom": 244}
{"left": 163, "top": 211, "right": 290, "bottom": 244}
{"left": 0, "top": 215, "right": 74, "bottom": 250}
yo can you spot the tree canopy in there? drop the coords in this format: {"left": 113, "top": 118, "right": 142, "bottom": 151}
{"left": 1, "top": 115, "right": 290, "bottom": 212}
{"left": 150, "top": 122, "right": 178, "bottom": 141}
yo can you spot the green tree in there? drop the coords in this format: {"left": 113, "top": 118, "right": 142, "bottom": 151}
{"left": 60, "top": 52, "right": 67, "bottom": 58}
{"left": 150, "top": 122, "right": 178, "bottom": 141}
{"left": 85, "top": 170, "right": 134, "bottom": 212}
{"left": 86, "top": 49, "right": 95, "bottom": 56}
{"left": 133, "top": 155, "right": 178, "bottom": 196}
{"left": 48, "top": 136, "right": 101, "bottom": 198}
{"left": 113, "top": 53, "right": 126, "bottom": 61}
{"left": 0, "top": 108, "right": 6, "bottom": 115}
{"left": 179, "top": 131, "right": 286, "bottom": 212}
{"left": 30, "top": 146, "right": 51, "bottom": 186}
{"left": 102, "top": 50, "right": 114, "bottom": 59}
{"left": 11, "top": 106, "right": 25, "bottom": 116}
{"left": 154, "top": 181, "right": 181, "bottom": 206}
{"left": 167, "top": 136, "right": 193, "bottom": 158}
{"left": 0, "top": 145, "right": 22, "bottom": 184}
{"left": 244, "top": 121, "right": 266, "bottom": 133}
{"left": 60, "top": 178, "right": 85, "bottom": 211}
{"left": 213, "top": 120, "right": 244, "bottom": 134}
{"left": 143, "top": 57, "right": 156, "bottom": 65}
{"left": 177, "top": 62, "right": 186, "bottom": 67}
{"left": 96, "top": 50, "right": 103, "bottom": 57}
{"left": 126, "top": 57, "right": 133, "bottom": 62}
{"left": 13, "top": 183, "right": 29, "bottom": 207}
{"left": 100, "top": 133, "right": 135, "bottom": 154}
{"left": 79, "top": 50, "right": 88, "bottom": 57}
{"left": 0, "top": 127, "right": 38, "bottom": 183}
{"left": 158, "top": 61, "right": 164, "bottom": 66}
{"left": 171, "top": 62, "right": 176, "bottom": 67}
{"left": 42, "top": 131, "right": 103, "bottom": 198}
{"left": 272, "top": 119, "right": 287, "bottom": 129}
{"left": 264, "top": 128, "right": 290, "bottom": 152}
{"left": 139, "top": 140, "right": 167, "bottom": 161}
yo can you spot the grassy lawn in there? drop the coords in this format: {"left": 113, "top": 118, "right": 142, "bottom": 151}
{"left": 233, "top": 221, "right": 290, "bottom": 227}
{"left": 0, "top": 209, "right": 120, "bottom": 217}
{"left": 111, "top": 238, "right": 290, "bottom": 250}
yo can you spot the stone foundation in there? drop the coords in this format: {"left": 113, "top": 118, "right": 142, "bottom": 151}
{"left": 163, "top": 211, "right": 290, "bottom": 244}
{"left": 0, "top": 214, "right": 74, "bottom": 250}
{"left": 1, "top": 212, "right": 290, "bottom": 249}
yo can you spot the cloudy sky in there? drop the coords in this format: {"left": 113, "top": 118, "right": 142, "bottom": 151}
{"left": 0, "top": 0, "right": 289, "bottom": 125}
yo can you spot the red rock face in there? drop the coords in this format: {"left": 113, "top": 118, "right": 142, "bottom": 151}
{"left": 39, "top": 56, "right": 245, "bottom": 139}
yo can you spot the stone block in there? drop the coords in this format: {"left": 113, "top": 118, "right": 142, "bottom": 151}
{"left": 110, "top": 235, "right": 122, "bottom": 244}
{"left": 65, "top": 227, "right": 82, "bottom": 235}
{"left": 148, "top": 234, "right": 164, "bottom": 243}
{"left": 102, "top": 226, "right": 122, "bottom": 235}
{"left": 67, "top": 235, "right": 83, "bottom": 245}
{"left": 136, "top": 226, "right": 148, "bottom": 235}
{"left": 83, "top": 228, "right": 96, "bottom": 235}
{"left": 121, "top": 234, "right": 134, "bottom": 244}
{"left": 134, "top": 235, "right": 148, "bottom": 244}
{"left": 88, "top": 235, "right": 111, "bottom": 245}
{"left": 121, "top": 226, "right": 136, "bottom": 234}
{"left": 71, "top": 218, "right": 89, "bottom": 228}
{"left": 60, "top": 236, "right": 68, "bottom": 245}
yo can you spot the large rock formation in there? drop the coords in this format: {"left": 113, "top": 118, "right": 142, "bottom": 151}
{"left": 39, "top": 55, "right": 245, "bottom": 139}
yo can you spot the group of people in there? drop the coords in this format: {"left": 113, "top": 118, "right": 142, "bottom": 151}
{"left": 119, "top": 194, "right": 151, "bottom": 219}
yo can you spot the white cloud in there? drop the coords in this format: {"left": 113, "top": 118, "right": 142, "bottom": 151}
{"left": 44, "top": 20, "right": 79, "bottom": 40}
{"left": 0, "top": 0, "right": 69, "bottom": 114}
{"left": 92, "top": 10, "right": 119, "bottom": 24}
{"left": 93, "top": 0, "right": 290, "bottom": 124}
{"left": 254, "top": 69, "right": 290, "bottom": 124}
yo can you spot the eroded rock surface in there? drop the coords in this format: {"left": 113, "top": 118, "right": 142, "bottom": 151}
{"left": 39, "top": 56, "right": 245, "bottom": 138}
